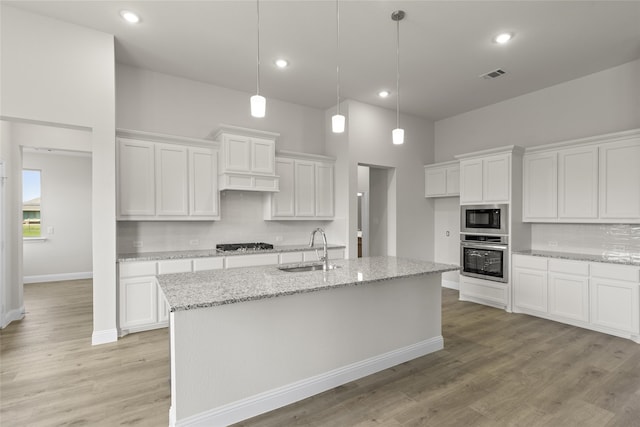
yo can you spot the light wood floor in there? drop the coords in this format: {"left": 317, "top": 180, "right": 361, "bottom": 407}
{"left": 2, "top": 281, "right": 640, "bottom": 426}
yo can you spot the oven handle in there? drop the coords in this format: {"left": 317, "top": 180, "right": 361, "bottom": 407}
{"left": 460, "top": 242, "right": 508, "bottom": 251}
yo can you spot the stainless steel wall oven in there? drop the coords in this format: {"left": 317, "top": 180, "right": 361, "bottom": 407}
{"left": 460, "top": 234, "right": 508, "bottom": 283}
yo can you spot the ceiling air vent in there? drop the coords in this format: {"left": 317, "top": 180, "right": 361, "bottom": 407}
{"left": 480, "top": 68, "right": 507, "bottom": 80}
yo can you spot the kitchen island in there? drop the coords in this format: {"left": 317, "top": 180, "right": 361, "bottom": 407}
{"left": 158, "top": 256, "right": 459, "bottom": 427}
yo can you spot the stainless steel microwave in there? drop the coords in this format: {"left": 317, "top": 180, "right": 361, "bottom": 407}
{"left": 460, "top": 204, "right": 508, "bottom": 235}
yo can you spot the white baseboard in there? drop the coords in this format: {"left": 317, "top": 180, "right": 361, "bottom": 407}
{"left": 175, "top": 336, "right": 444, "bottom": 427}
{"left": 1, "top": 306, "right": 25, "bottom": 329}
{"left": 442, "top": 279, "right": 459, "bottom": 290}
{"left": 92, "top": 328, "right": 118, "bottom": 346}
{"left": 23, "top": 271, "right": 92, "bottom": 284}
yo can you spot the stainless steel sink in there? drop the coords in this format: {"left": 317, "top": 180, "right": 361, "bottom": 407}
{"left": 278, "top": 263, "right": 340, "bottom": 273}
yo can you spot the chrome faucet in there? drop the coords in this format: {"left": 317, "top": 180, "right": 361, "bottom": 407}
{"left": 309, "top": 227, "right": 330, "bottom": 271}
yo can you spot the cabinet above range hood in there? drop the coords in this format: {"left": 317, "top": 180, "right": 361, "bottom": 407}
{"left": 210, "top": 125, "right": 280, "bottom": 192}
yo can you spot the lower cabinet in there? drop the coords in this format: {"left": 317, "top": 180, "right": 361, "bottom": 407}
{"left": 119, "top": 276, "right": 160, "bottom": 331}
{"left": 512, "top": 254, "right": 640, "bottom": 342}
{"left": 459, "top": 275, "right": 510, "bottom": 310}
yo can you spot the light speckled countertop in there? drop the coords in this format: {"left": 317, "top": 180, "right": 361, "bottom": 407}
{"left": 118, "top": 244, "right": 346, "bottom": 262}
{"left": 513, "top": 250, "right": 640, "bottom": 267}
{"left": 157, "top": 256, "right": 459, "bottom": 312}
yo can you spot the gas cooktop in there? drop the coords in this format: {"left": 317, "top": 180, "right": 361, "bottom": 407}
{"left": 216, "top": 242, "right": 274, "bottom": 252}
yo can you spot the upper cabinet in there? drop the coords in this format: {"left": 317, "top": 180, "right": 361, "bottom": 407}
{"left": 117, "top": 130, "right": 220, "bottom": 221}
{"left": 213, "top": 125, "right": 279, "bottom": 192}
{"left": 424, "top": 161, "right": 459, "bottom": 198}
{"left": 523, "top": 129, "right": 640, "bottom": 223}
{"left": 456, "top": 147, "right": 522, "bottom": 205}
{"left": 264, "top": 151, "right": 335, "bottom": 221}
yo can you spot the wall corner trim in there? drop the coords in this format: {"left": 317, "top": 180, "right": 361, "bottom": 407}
{"left": 91, "top": 328, "right": 118, "bottom": 346}
{"left": 1, "top": 306, "right": 26, "bottom": 329}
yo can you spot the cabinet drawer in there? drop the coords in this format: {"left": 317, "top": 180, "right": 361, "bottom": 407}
{"left": 513, "top": 255, "right": 547, "bottom": 271}
{"left": 119, "top": 261, "right": 157, "bottom": 278}
{"left": 225, "top": 253, "right": 279, "bottom": 268}
{"left": 280, "top": 252, "right": 304, "bottom": 264}
{"left": 549, "top": 259, "right": 589, "bottom": 276}
{"left": 193, "top": 257, "right": 224, "bottom": 272}
{"left": 590, "top": 263, "right": 640, "bottom": 282}
{"left": 158, "top": 259, "right": 193, "bottom": 274}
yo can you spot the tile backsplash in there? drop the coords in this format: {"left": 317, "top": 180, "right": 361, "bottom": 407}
{"left": 117, "top": 191, "right": 334, "bottom": 253}
{"left": 532, "top": 223, "right": 640, "bottom": 263}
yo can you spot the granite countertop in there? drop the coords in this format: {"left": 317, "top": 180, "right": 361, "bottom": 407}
{"left": 513, "top": 249, "right": 640, "bottom": 267}
{"left": 157, "top": 256, "right": 460, "bottom": 312}
{"left": 118, "top": 244, "right": 346, "bottom": 262}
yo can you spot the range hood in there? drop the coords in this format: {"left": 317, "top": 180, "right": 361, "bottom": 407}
{"left": 210, "top": 125, "right": 280, "bottom": 192}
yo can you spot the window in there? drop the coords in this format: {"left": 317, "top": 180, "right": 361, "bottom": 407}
{"left": 23, "top": 169, "right": 41, "bottom": 238}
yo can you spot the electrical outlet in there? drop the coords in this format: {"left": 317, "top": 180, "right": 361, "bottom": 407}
{"left": 133, "top": 241, "right": 143, "bottom": 248}
{"left": 548, "top": 241, "right": 558, "bottom": 247}
{"left": 47, "top": 226, "right": 54, "bottom": 234}
{"left": 189, "top": 239, "right": 199, "bottom": 246}
{"left": 275, "top": 236, "right": 283, "bottom": 242}
{"left": 445, "top": 231, "right": 450, "bottom": 237}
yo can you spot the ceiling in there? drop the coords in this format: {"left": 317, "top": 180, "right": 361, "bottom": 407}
{"left": 5, "top": 1, "right": 640, "bottom": 121}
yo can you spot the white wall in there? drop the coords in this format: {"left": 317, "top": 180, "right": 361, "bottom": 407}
{"left": 435, "top": 59, "right": 640, "bottom": 161}
{"left": 326, "top": 100, "right": 435, "bottom": 260}
{"left": 1, "top": 6, "right": 116, "bottom": 343}
{"left": 22, "top": 151, "right": 92, "bottom": 282}
{"left": 115, "top": 65, "right": 339, "bottom": 252}
{"left": 432, "top": 59, "right": 640, "bottom": 285}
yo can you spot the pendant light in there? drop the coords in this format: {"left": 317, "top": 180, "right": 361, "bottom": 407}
{"left": 250, "top": 0, "right": 266, "bottom": 118}
{"left": 331, "top": 0, "right": 345, "bottom": 133}
{"left": 391, "top": 10, "right": 405, "bottom": 145}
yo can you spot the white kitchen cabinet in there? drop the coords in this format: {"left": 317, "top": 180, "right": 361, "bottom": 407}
{"left": 599, "top": 138, "right": 640, "bottom": 220}
{"left": 315, "top": 162, "right": 335, "bottom": 218}
{"left": 424, "top": 161, "right": 459, "bottom": 198}
{"left": 523, "top": 152, "right": 557, "bottom": 220}
{"left": 458, "top": 151, "right": 513, "bottom": 205}
{"left": 279, "top": 252, "right": 304, "bottom": 264}
{"left": 548, "top": 259, "right": 589, "bottom": 323}
{"left": 558, "top": 146, "right": 598, "bottom": 220}
{"left": 225, "top": 253, "right": 280, "bottom": 268}
{"left": 295, "top": 160, "right": 316, "bottom": 217}
{"left": 117, "top": 138, "right": 156, "bottom": 217}
{"left": 522, "top": 130, "right": 640, "bottom": 224}
{"left": 512, "top": 255, "right": 548, "bottom": 314}
{"left": 155, "top": 143, "right": 189, "bottom": 216}
{"left": 270, "top": 158, "right": 295, "bottom": 217}
{"left": 459, "top": 275, "right": 509, "bottom": 310}
{"left": 215, "top": 126, "right": 279, "bottom": 192}
{"left": 303, "top": 248, "right": 345, "bottom": 262}
{"left": 264, "top": 153, "right": 335, "bottom": 220}
{"left": 120, "top": 276, "right": 159, "bottom": 330}
{"left": 590, "top": 277, "right": 639, "bottom": 336}
{"left": 189, "top": 148, "right": 219, "bottom": 217}
{"left": 117, "top": 130, "right": 220, "bottom": 221}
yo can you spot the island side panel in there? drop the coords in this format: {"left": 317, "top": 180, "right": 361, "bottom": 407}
{"left": 170, "top": 274, "right": 443, "bottom": 425}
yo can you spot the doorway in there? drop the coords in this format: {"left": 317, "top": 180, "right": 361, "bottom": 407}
{"left": 357, "top": 164, "right": 397, "bottom": 257}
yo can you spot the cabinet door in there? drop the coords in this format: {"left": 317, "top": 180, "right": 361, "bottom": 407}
{"left": 548, "top": 273, "right": 589, "bottom": 322}
{"left": 599, "top": 138, "right": 640, "bottom": 220}
{"left": 224, "top": 135, "right": 251, "bottom": 172}
{"left": 425, "top": 167, "right": 447, "bottom": 197}
{"left": 225, "top": 253, "right": 279, "bottom": 268}
{"left": 590, "top": 278, "right": 639, "bottom": 334}
{"left": 118, "top": 139, "right": 155, "bottom": 216}
{"left": 295, "top": 160, "right": 316, "bottom": 216}
{"left": 156, "top": 144, "right": 188, "bottom": 216}
{"left": 251, "top": 138, "right": 275, "bottom": 174}
{"left": 523, "top": 152, "right": 557, "bottom": 220}
{"left": 513, "top": 268, "right": 548, "bottom": 313}
{"left": 120, "top": 276, "right": 158, "bottom": 329}
{"left": 483, "top": 154, "right": 510, "bottom": 203}
{"left": 446, "top": 166, "right": 460, "bottom": 196}
{"left": 459, "top": 159, "right": 483, "bottom": 204}
{"left": 189, "top": 147, "right": 218, "bottom": 217}
{"left": 272, "top": 158, "right": 295, "bottom": 217}
{"left": 558, "top": 146, "right": 598, "bottom": 220}
{"left": 315, "top": 162, "right": 334, "bottom": 217}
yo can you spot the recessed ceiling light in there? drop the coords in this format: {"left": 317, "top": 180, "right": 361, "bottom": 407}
{"left": 378, "top": 90, "right": 390, "bottom": 98}
{"left": 494, "top": 33, "right": 513, "bottom": 44}
{"left": 275, "top": 59, "right": 289, "bottom": 68}
{"left": 120, "top": 10, "right": 140, "bottom": 24}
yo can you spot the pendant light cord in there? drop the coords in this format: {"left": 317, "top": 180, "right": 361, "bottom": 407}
{"left": 396, "top": 15, "right": 400, "bottom": 129}
{"left": 256, "top": 0, "right": 261, "bottom": 96}
{"left": 335, "top": 0, "right": 340, "bottom": 115}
